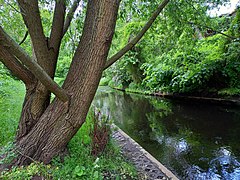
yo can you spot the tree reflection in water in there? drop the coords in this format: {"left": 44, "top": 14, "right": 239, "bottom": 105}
{"left": 93, "top": 87, "right": 240, "bottom": 179}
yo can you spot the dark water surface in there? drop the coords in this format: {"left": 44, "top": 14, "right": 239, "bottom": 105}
{"left": 93, "top": 86, "right": 240, "bottom": 179}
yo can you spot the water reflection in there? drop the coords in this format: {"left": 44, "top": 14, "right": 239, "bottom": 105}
{"left": 93, "top": 87, "right": 240, "bottom": 179}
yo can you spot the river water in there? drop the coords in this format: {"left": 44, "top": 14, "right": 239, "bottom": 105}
{"left": 93, "top": 86, "right": 240, "bottom": 179}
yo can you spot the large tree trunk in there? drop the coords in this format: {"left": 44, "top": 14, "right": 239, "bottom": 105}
{"left": 16, "top": 82, "right": 50, "bottom": 141}
{"left": 16, "top": 0, "right": 66, "bottom": 140}
{"left": 15, "top": 0, "right": 120, "bottom": 165}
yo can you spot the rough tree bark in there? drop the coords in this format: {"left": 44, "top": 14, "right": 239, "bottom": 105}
{"left": 14, "top": 0, "right": 121, "bottom": 165}
{"left": 15, "top": 0, "right": 67, "bottom": 140}
{"left": 0, "top": 0, "right": 169, "bottom": 166}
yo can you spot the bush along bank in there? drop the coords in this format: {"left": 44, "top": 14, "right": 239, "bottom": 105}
{"left": 107, "top": 85, "right": 240, "bottom": 106}
{"left": 103, "top": 9, "right": 240, "bottom": 101}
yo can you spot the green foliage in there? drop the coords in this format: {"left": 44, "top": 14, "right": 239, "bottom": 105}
{"left": 0, "top": 142, "right": 16, "bottom": 165}
{"left": 0, "top": 1, "right": 31, "bottom": 54}
{"left": 142, "top": 58, "right": 174, "bottom": 92}
{"left": 0, "top": 79, "right": 137, "bottom": 179}
{"left": 1, "top": 112, "right": 137, "bottom": 180}
{"left": 108, "top": 20, "right": 147, "bottom": 88}
{"left": 55, "top": 56, "right": 71, "bottom": 78}
{"left": 140, "top": 32, "right": 239, "bottom": 94}
{"left": 105, "top": 0, "right": 240, "bottom": 96}
{"left": 218, "top": 88, "right": 240, "bottom": 96}
{"left": 0, "top": 76, "right": 25, "bottom": 146}
{"left": 116, "top": 21, "right": 145, "bottom": 49}
{"left": 222, "top": 40, "right": 240, "bottom": 88}
{"left": 50, "top": 111, "right": 137, "bottom": 180}
{"left": 1, "top": 163, "right": 53, "bottom": 180}
{"left": 107, "top": 6, "right": 240, "bottom": 96}
{"left": 99, "top": 77, "right": 111, "bottom": 86}
{"left": 0, "top": 65, "right": 10, "bottom": 96}
{"left": 51, "top": 142, "right": 137, "bottom": 180}
{"left": 228, "top": 8, "right": 240, "bottom": 37}
{"left": 0, "top": 1, "right": 26, "bottom": 40}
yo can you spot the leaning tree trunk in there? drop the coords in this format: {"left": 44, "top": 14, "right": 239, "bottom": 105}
{"left": 16, "top": 0, "right": 66, "bottom": 140}
{"left": 0, "top": 45, "right": 47, "bottom": 141}
{"left": 16, "top": 48, "right": 59, "bottom": 141}
{"left": 16, "top": 81, "right": 51, "bottom": 140}
{"left": 15, "top": 0, "right": 120, "bottom": 165}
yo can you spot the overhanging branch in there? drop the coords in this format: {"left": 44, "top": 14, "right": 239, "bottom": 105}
{"left": 0, "top": 44, "right": 34, "bottom": 85}
{"left": 188, "top": 22, "right": 236, "bottom": 40}
{"left": 0, "top": 27, "right": 69, "bottom": 103}
{"left": 63, "top": 0, "right": 81, "bottom": 36}
{"left": 104, "top": 0, "right": 170, "bottom": 69}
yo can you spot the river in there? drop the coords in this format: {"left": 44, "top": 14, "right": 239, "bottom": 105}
{"left": 93, "top": 86, "right": 240, "bottom": 179}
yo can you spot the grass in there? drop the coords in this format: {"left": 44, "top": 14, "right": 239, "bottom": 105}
{"left": 0, "top": 77, "right": 138, "bottom": 179}
{"left": 50, "top": 115, "right": 137, "bottom": 179}
{"left": 0, "top": 77, "right": 25, "bottom": 146}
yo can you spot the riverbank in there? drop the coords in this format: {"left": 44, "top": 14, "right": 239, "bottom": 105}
{"left": 0, "top": 79, "right": 138, "bottom": 179}
{"left": 112, "top": 125, "right": 179, "bottom": 180}
{"left": 94, "top": 86, "right": 240, "bottom": 179}
{"left": 111, "top": 86, "right": 240, "bottom": 106}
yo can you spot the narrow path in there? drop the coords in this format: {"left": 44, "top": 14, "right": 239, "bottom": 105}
{"left": 112, "top": 126, "right": 179, "bottom": 180}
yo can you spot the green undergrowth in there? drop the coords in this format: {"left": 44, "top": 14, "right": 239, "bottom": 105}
{"left": 1, "top": 115, "right": 137, "bottom": 179}
{"left": 104, "top": 9, "right": 240, "bottom": 97}
{"left": 124, "top": 88, "right": 152, "bottom": 96}
{"left": 0, "top": 78, "right": 138, "bottom": 179}
{"left": 0, "top": 77, "right": 25, "bottom": 146}
{"left": 116, "top": 87, "right": 153, "bottom": 96}
{"left": 110, "top": 84, "right": 240, "bottom": 99}
{"left": 218, "top": 88, "right": 240, "bottom": 97}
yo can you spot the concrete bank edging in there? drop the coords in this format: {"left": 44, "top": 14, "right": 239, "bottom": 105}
{"left": 112, "top": 124, "right": 179, "bottom": 180}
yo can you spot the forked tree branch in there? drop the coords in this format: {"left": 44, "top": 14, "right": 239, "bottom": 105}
{"left": 0, "top": 44, "right": 35, "bottom": 85}
{"left": 63, "top": 0, "right": 81, "bottom": 36}
{"left": 0, "top": 27, "right": 69, "bottom": 103}
{"left": 104, "top": 0, "right": 170, "bottom": 69}
{"left": 17, "top": 0, "right": 50, "bottom": 71}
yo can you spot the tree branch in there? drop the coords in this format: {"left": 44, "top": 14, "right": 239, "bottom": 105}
{"left": 17, "top": 0, "right": 50, "bottom": 71}
{"left": 0, "top": 27, "right": 69, "bottom": 103}
{"left": 63, "top": 0, "right": 81, "bottom": 36}
{"left": 49, "top": 0, "right": 66, "bottom": 53}
{"left": 104, "top": 0, "right": 170, "bottom": 70}
{"left": 47, "top": 0, "right": 66, "bottom": 69}
{"left": 19, "top": 31, "right": 28, "bottom": 45}
{"left": 0, "top": 44, "right": 35, "bottom": 85}
{"left": 4, "top": 0, "right": 23, "bottom": 15}
{"left": 188, "top": 22, "right": 236, "bottom": 40}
